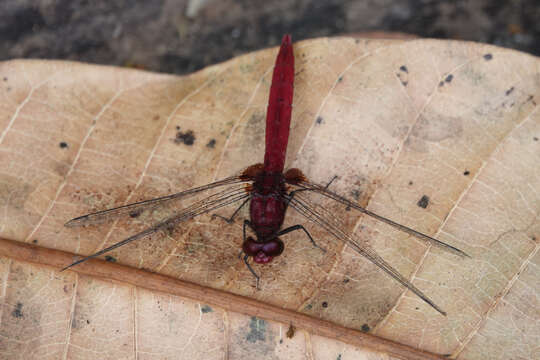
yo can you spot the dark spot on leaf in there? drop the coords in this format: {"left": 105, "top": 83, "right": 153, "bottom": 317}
{"left": 483, "top": 53, "right": 493, "bottom": 60}
{"left": 174, "top": 129, "right": 195, "bottom": 146}
{"left": 201, "top": 305, "right": 213, "bottom": 313}
{"left": 463, "top": 170, "right": 470, "bottom": 176}
{"left": 322, "top": 301, "right": 328, "bottom": 308}
{"left": 417, "top": 195, "right": 429, "bottom": 209}
{"left": 505, "top": 87, "right": 514, "bottom": 96}
{"left": 12, "top": 303, "right": 23, "bottom": 318}
{"left": 105, "top": 255, "right": 117, "bottom": 262}
{"left": 316, "top": 116, "right": 323, "bottom": 124}
{"left": 445, "top": 74, "right": 453, "bottom": 83}
{"left": 59, "top": 141, "right": 68, "bottom": 149}
{"left": 286, "top": 324, "right": 295, "bottom": 338}
{"left": 399, "top": 65, "right": 408, "bottom": 73}
{"left": 350, "top": 189, "right": 361, "bottom": 200}
{"left": 206, "top": 139, "right": 216, "bottom": 148}
{"left": 246, "top": 317, "right": 266, "bottom": 343}
{"left": 361, "top": 324, "right": 370, "bottom": 332}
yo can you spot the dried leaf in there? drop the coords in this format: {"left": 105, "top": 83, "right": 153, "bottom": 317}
{"left": 0, "top": 37, "right": 538, "bottom": 359}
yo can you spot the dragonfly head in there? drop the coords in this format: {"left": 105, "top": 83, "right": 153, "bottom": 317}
{"left": 242, "top": 236, "right": 284, "bottom": 264}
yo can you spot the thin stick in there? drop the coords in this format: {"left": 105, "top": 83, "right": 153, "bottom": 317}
{"left": 0, "top": 236, "right": 447, "bottom": 360}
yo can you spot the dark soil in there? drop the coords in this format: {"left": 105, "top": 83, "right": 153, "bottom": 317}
{"left": 1, "top": 0, "right": 538, "bottom": 75}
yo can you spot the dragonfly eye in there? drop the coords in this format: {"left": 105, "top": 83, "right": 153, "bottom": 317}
{"left": 242, "top": 237, "right": 284, "bottom": 264}
{"left": 262, "top": 238, "right": 284, "bottom": 256}
{"left": 242, "top": 237, "right": 263, "bottom": 256}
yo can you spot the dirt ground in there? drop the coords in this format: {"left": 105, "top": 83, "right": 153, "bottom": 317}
{"left": 1, "top": 0, "right": 538, "bottom": 75}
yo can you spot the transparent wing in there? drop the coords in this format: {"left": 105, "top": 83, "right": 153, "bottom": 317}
{"left": 284, "top": 191, "right": 447, "bottom": 315}
{"left": 65, "top": 175, "right": 248, "bottom": 227}
{"left": 62, "top": 183, "right": 251, "bottom": 271}
{"left": 289, "top": 179, "right": 469, "bottom": 258}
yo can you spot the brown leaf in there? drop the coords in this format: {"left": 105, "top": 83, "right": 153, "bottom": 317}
{"left": 0, "top": 37, "right": 538, "bottom": 359}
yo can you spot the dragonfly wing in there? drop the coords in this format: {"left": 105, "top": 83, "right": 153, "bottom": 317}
{"left": 62, "top": 185, "right": 251, "bottom": 270}
{"left": 285, "top": 192, "right": 447, "bottom": 315}
{"left": 65, "top": 175, "right": 249, "bottom": 227}
{"left": 288, "top": 179, "right": 469, "bottom": 258}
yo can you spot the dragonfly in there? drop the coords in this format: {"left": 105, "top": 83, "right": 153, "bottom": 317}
{"left": 63, "top": 34, "right": 468, "bottom": 316}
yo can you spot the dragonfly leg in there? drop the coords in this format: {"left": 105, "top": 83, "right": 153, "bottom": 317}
{"left": 243, "top": 254, "right": 260, "bottom": 289}
{"left": 212, "top": 198, "right": 250, "bottom": 224}
{"left": 278, "top": 224, "right": 326, "bottom": 253}
{"left": 324, "top": 175, "right": 338, "bottom": 189}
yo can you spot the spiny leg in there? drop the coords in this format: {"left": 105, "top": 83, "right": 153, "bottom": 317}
{"left": 212, "top": 197, "right": 250, "bottom": 224}
{"left": 280, "top": 176, "right": 337, "bottom": 253}
{"left": 242, "top": 254, "right": 260, "bottom": 289}
{"left": 278, "top": 224, "right": 326, "bottom": 253}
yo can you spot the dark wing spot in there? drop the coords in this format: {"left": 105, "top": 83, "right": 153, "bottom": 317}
{"left": 483, "top": 53, "right": 493, "bottom": 60}
{"left": 338, "top": 76, "right": 343, "bottom": 82}
{"left": 533, "top": 137, "right": 538, "bottom": 141}
{"left": 32, "top": 239, "right": 38, "bottom": 244}
{"left": 505, "top": 87, "right": 514, "bottom": 96}
{"left": 445, "top": 74, "right": 453, "bottom": 83}
{"left": 463, "top": 170, "right": 470, "bottom": 176}
{"left": 59, "top": 141, "right": 68, "bottom": 148}
{"left": 361, "top": 324, "right": 370, "bottom": 332}
{"left": 399, "top": 65, "right": 408, "bottom": 73}
{"left": 322, "top": 301, "right": 328, "bottom": 308}
{"left": 417, "top": 195, "right": 430, "bottom": 208}
{"left": 316, "top": 116, "right": 323, "bottom": 124}
{"left": 105, "top": 255, "right": 117, "bottom": 262}
{"left": 206, "top": 139, "right": 216, "bottom": 148}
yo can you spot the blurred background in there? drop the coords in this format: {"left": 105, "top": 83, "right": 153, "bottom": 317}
{"left": 1, "top": 0, "right": 538, "bottom": 75}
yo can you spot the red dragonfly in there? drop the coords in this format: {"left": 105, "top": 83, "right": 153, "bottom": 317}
{"left": 63, "top": 35, "right": 468, "bottom": 316}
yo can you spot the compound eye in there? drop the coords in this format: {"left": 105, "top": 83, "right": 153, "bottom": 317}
{"left": 242, "top": 237, "right": 263, "bottom": 256}
{"left": 262, "top": 238, "right": 284, "bottom": 257}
